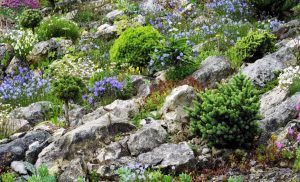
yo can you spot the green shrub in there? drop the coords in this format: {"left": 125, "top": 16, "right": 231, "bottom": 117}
{"left": 19, "top": 9, "right": 43, "bottom": 32}
{"left": 246, "top": 0, "right": 299, "bottom": 19}
{"left": 228, "top": 175, "right": 244, "bottom": 182}
{"left": 52, "top": 75, "right": 85, "bottom": 125}
{"left": 288, "top": 76, "right": 300, "bottom": 96}
{"left": 187, "top": 74, "right": 261, "bottom": 148}
{"left": 27, "top": 164, "right": 56, "bottom": 182}
{"left": 227, "top": 30, "right": 276, "bottom": 67}
{"left": 0, "top": 172, "right": 15, "bottom": 182}
{"left": 165, "top": 63, "right": 198, "bottom": 81}
{"left": 109, "top": 26, "right": 162, "bottom": 68}
{"left": 36, "top": 16, "right": 80, "bottom": 41}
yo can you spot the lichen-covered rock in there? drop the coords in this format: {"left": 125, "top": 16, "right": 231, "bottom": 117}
{"left": 5, "top": 56, "right": 28, "bottom": 75}
{"left": 128, "top": 122, "right": 167, "bottom": 156}
{"left": 192, "top": 56, "right": 232, "bottom": 87}
{"left": 103, "top": 99, "right": 140, "bottom": 120}
{"left": 0, "top": 43, "right": 14, "bottom": 79}
{"left": 241, "top": 37, "right": 299, "bottom": 87}
{"left": 9, "top": 101, "right": 53, "bottom": 125}
{"left": 273, "top": 19, "right": 300, "bottom": 40}
{"left": 137, "top": 142, "right": 195, "bottom": 171}
{"left": 130, "top": 75, "right": 151, "bottom": 98}
{"left": 0, "top": 131, "right": 50, "bottom": 167}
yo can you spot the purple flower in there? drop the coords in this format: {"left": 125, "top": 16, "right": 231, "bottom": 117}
{"left": 275, "top": 141, "right": 283, "bottom": 149}
{"left": 288, "top": 128, "right": 295, "bottom": 136}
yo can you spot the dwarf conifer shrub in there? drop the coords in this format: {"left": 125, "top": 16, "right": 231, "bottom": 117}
{"left": 187, "top": 74, "right": 261, "bottom": 148}
{"left": 228, "top": 30, "right": 276, "bottom": 67}
{"left": 109, "top": 26, "right": 162, "bottom": 68}
{"left": 19, "top": 9, "right": 43, "bottom": 32}
{"left": 36, "top": 16, "right": 80, "bottom": 41}
{"left": 52, "top": 75, "right": 85, "bottom": 126}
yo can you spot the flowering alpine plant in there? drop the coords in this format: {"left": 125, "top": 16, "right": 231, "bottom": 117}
{"left": 0, "top": 0, "right": 39, "bottom": 9}
{"left": 83, "top": 77, "right": 123, "bottom": 105}
{"left": 0, "top": 67, "right": 50, "bottom": 107}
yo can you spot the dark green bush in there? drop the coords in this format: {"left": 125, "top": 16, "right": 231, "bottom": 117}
{"left": 187, "top": 74, "right": 261, "bottom": 148}
{"left": 36, "top": 16, "right": 80, "bottom": 41}
{"left": 246, "top": 0, "right": 299, "bottom": 18}
{"left": 109, "top": 26, "right": 162, "bottom": 68}
{"left": 52, "top": 75, "right": 85, "bottom": 125}
{"left": 227, "top": 30, "right": 276, "bottom": 67}
{"left": 19, "top": 9, "right": 42, "bottom": 32}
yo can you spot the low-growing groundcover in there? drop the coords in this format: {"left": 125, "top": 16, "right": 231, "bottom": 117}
{"left": 188, "top": 74, "right": 261, "bottom": 148}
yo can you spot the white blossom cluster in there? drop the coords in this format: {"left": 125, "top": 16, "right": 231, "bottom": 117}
{"left": 278, "top": 66, "right": 300, "bottom": 89}
{"left": 49, "top": 54, "right": 101, "bottom": 82}
{"left": 4, "top": 30, "right": 38, "bottom": 58}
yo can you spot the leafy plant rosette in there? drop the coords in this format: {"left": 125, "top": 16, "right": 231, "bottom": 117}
{"left": 148, "top": 36, "right": 197, "bottom": 75}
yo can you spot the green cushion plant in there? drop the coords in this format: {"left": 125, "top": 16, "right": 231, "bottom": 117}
{"left": 36, "top": 16, "right": 80, "bottom": 41}
{"left": 187, "top": 74, "right": 261, "bottom": 148}
{"left": 227, "top": 30, "right": 276, "bottom": 68}
{"left": 109, "top": 25, "right": 162, "bottom": 69}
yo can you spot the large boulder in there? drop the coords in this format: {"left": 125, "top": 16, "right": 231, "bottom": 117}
{"left": 260, "top": 91, "right": 300, "bottom": 132}
{"left": 0, "top": 130, "right": 50, "bottom": 167}
{"left": 35, "top": 113, "right": 135, "bottom": 173}
{"left": 192, "top": 56, "right": 232, "bottom": 87}
{"left": 27, "top": 38, "right": 72, "bottom": 65}
{"left": 241, "top": 37, "right": 299, "bottom": 87}
{"left": 128, "top": 122, "right": 167, "bottom": 156}
{"left": 137, "top": 142, "right": 195, "bottom": 171}
{"left": 9, "top": 101, "right": 53, "bottom": 125}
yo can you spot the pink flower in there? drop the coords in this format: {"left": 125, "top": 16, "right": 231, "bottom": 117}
{"left": 297, "top": 133, "right": 300, "bottom": 142}
{"left": 288, "top": 128, "right": 294, "bottom": 135}
{"left": 296, "top": 104, "right": 300, "bottom": 111}
{"left": 275, "top": 141, "right": 283, "bottom": 149}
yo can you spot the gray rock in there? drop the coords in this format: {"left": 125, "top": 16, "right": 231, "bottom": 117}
{"left": 106, "top": 10, "right": 124, "bottom": 21}
{"left": 95, "top": 23, "right": 117, "bottom": 39}
{"left": 128, "top": 123, "right": 167, "bottom": 156}
{"left": 9, "top": 101, "right": 53, "bottom": 125}
{"left": 160, "top": 85, "right": 195, "bottom": 123}
{"left": 27, "top": 38, "right": 72, "bottom": 65}
{"left": 247, "top": 167, "right": 299, "bottom": 182}
{"left": 137, "top": 142, "right": 195, "bottom": 171}
{"left": 25, "top": 140, "right": 50, "bottom": 164}
{"left": 35, "top": 113, "right": 135, "bottom": 173}
{"left": 5, "top": 56, "right": 28, "bottom": 75}
{"left": 103, "top": 99, "right": 140, "bottom": 120}
{"left": 58, "top": 158, "right": 86, "bottom": 182}
{"left": 96, "top": 137, "right": 129, "bottom": 163}
{"left": 82, "top": 106, "right": 108, "bottom": 123}
{"left": 0, "top": 130, "right": 50, "bottom": 167}
{"left": 260, "top": 92, "right": 300, "bottom": 132}
{"left": 6, "top": 119, "right": 30, "bottom": 134}
{"left": 241, "top": 37, "right": 299, "bottom": 87}
{"left": 131, "top": 75, "right": 151, "bottom": 98}
{"left": 192, "top": 56, "right": 232, "bottom": 87}
{"left": 273, "top": 19, "right": 300, "bottom": 40}
{"left": 11, "top": 161, "right": 27, "bottom": 174}
{"left": 133, "top": 15, "right": 146, "bottom": 25}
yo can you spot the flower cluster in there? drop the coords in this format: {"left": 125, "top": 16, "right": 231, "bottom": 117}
{"left": 278, "top": 66, "right": 300, "bottom": 89}
{"left": 0, "top": 0, "right": 39, "bottom": 9}
{"left": 206, "top": 0, "right": 250, "bottom": 19}
{"left": 48, "top": 54, "right": 101, "bottom": 82}
{"left": 268, "top": 19, "right": 284, "bottom": 31}
{"left": 83, "top": 77, "right": 123, "bottom": 105}
{"left": 0, "top": 67, "right": 50, "bottom": 103}
{"left": 275, "top": 127, "right": 300, "bottom": 150}
{"left": 6, "top": 30, "right": 39, "bottom": 59}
